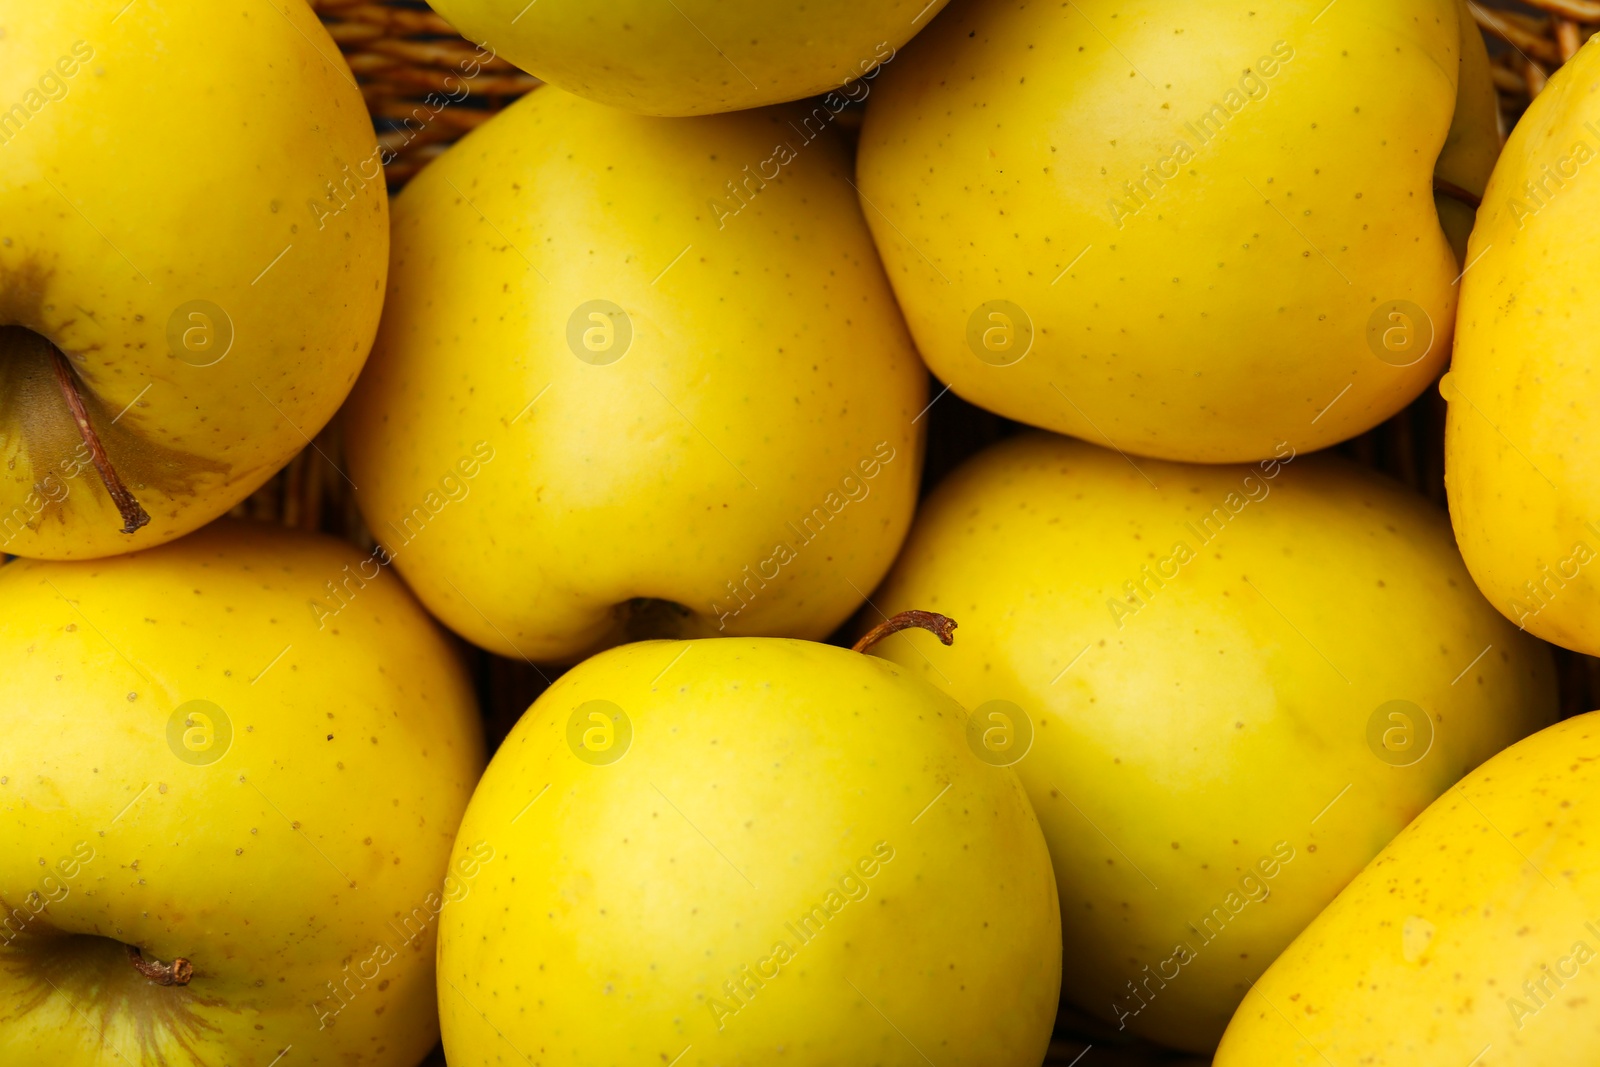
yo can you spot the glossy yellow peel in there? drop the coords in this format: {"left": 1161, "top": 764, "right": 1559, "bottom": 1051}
{"left": 0, "top": 522, "right": 484, "bottom": 1066}
{"left": 858, "top": 0, "right": 1498, "bottom": 462}
{"left": 438, "top": 636, "right": 1061, "bottom": 1066}
{"left": 424, "top": 0, "right": 948, "bottom": 115}
{"left": 0, "top": 0, "right": 387, "bottom": 561}
{"left": 866, "top": 432, "right": 1557, "bottom": 1052}
{"left": 1216, "top": 712, "right": 1600, "bottom": 1066}
{"left": 1444, "top": 36, "right": 1600, "bottom": 655}
{"left": 345, "top": 88, "right": 926, "bottom": 663}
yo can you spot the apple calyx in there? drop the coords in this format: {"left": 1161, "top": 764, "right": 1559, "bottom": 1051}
{"left": 852, "top": 610, "right": 958, "bottom": 655}
{"left": 1433, "top": 177, "right": 1482, "bottom": 210}
{"left": 126, "top": 943, "right": 194, "bottom": 986}
{"left": 47, "top": 343, "right": 151, "bottom": 534}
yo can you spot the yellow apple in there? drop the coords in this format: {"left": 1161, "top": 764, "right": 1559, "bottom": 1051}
{"left": 866, "top": 432, "right": 1557, "bottom": 1053}
{"left": 344, "top": 88, "right": 926, "bottom": 663}
{"left": 1444, "top": 36, "right": 1600, "bottom": 656}
{"left": 857, "top": 0, "right": 1498, "bottom": 461}
{"left": 0, "top": 521, "right": 484, "bottom": 1065}
{"left": 1215, "top": 711, "right": 1600, "bottom": 1066}
{"left": 422, "top": 0, "right": 947, "bottom": 116}
{"left": 0, "top": 0, "right": 387, "bottom": 559}
{"left": 437, "top": 632, "right": 1061, "bottom": 1066}
{"left": 1433, "top": 3, "right": 1502, "bottom": 263}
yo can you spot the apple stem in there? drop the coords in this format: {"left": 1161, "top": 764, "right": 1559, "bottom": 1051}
{"left": 126, "top": 944, "right": 194, "bottom": 986}
{"left": 1434, "top": 177, "right": 1482, "bottom": 210}
{"left": 47, "top": 343, "right": 151, "bottom": 535}
{"left": 852, "top": 610, "right": 958, "bottom": 655}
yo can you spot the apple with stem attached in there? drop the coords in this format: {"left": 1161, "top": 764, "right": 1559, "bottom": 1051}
{"left": 0, "top": 0, "right": 387, "bottom": 559}
{"left": 865, "top": 433, "right": 1556, "bottom": 1052}
{"left": 438, "top": 612, "right": 1061, "bottom": 1066}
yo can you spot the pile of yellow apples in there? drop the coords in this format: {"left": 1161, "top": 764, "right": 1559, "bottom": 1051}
{"left": 2, "top": 0, "right": 1598, "bottom": 1064}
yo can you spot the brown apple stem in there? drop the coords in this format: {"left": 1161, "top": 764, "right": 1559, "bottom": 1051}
{"left": 126, "top": 944, "right": 193, "bottom": 986}
{"left": 47, "top": 344, "right": 150, "bottom": 534}
{"left": 1434, "top": 177, "right": 1483, "bottom": 211}
{"left": 852, "top": 610, "right": 958, "bottom": 655}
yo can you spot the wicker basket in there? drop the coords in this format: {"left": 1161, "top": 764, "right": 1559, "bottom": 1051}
{"left": 274, "top": 4, "right": 1600, "bottom": 1063}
